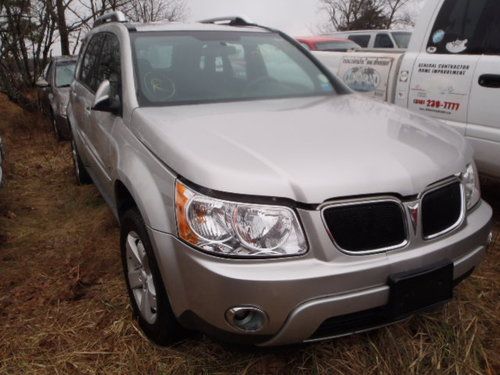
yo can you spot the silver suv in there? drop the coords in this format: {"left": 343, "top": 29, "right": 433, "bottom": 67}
{"left": 68, "top": 12, "right": 493, "bottom": 346}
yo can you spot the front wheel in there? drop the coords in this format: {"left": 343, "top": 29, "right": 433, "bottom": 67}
{"left": 120, "top": 208, "right": 186, "bottom": 346}
{"left": 71, "top": 140, "right": 92, "bottom": 185}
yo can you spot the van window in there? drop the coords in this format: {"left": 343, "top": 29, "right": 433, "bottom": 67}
{"left": 374, "top": 33, "right": 394, "bottom": 48}
{"left": 391, "top": 32, "right": 412, "bottom": 48}
{"left": 348, "top": 35, "right": 370, "bottom": 48}
{"left": 427, "top": 0, "right": 500, "bottom": 55}
{"left": 478, "top": 1, "right": 500, "bottom": 55}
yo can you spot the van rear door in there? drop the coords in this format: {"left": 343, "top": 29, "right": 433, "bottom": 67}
{"left": 406, "top": 0, "right": 487, "bottom": 136}
{"left": 466, "top": 0, "right": 500, "bottom": 177}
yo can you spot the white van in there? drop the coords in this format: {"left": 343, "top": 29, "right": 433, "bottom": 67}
{"left": 329, "top": 30, "right": 412, "bottom": 50}
{"left": 315, "top": 0, "right": 500, "bottom": 179}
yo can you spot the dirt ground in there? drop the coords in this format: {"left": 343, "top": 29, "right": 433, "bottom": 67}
{"left": 0, "top": 94, "right": 498, "bottom": 374}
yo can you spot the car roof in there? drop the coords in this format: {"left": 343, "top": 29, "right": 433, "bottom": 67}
{"left": 122, "top": 21, "right": 268, "bottom": 34}
{"left": 296, "top": 36, "right": 355, "bottom": 43}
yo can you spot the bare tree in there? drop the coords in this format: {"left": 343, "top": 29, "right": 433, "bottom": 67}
{"left": 123, "top": 0, "right": 186, "bottom": 23}
{"left": 319, "top": 0, "right": 417, "bottom": 32}
{"left": 0, "top": 0, "right": 187, "bottom": 110}
{"left": 385, "top": 0, "right": 413, "bottom": 28}
{"left": 0, "top": 0, "right": 56, "bottom": 109}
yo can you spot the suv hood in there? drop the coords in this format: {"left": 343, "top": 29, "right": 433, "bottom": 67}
{"left": 132, "top": 95, "right": 471, "bottom": 203}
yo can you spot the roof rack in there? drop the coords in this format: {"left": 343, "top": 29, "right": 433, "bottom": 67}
{"left": 199, "top": 16, "right": 254, "bottom": 27}
{"left": 94, "top": 11, "right": 128, "bottom": 27}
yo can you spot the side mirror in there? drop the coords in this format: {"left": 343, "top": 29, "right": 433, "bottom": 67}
{"left": 92, "top": 80, "right": 121, "bottom": 115}
{"left": 36, "top": 78, "right": 49, "bottom": 88}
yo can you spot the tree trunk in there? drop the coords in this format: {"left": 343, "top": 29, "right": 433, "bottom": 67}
{"left": 56, "top": 0, "right": 70, "bottom": 55}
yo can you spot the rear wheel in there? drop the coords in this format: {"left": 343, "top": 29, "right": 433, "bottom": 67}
{"left": 71, "top": 140, "right": 92, "bottom": 185}
{"left": 120, "top": 208, "right": 186, "bottom": 346}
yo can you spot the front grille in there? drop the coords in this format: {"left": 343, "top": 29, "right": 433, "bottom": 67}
{"left": 322, "top": 201, "right": 407, "bottom": 253}
{"left": 422, "top": 182, "right": 463, "bottom": 239}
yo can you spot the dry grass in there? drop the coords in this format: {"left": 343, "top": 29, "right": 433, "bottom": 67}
{"left": 0, "top": 93, "right": 498, "bottom": 375}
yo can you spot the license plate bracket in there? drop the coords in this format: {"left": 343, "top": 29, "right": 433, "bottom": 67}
{"left": 388, "top": 262, "right": 454, "bottom": 317}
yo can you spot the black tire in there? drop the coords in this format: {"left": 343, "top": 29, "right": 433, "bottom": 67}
{"left": 120, "top": 208, "right": 186, "bottom": 346}
{"left": 71, "top": 140, "right": 92, "bottom": 185}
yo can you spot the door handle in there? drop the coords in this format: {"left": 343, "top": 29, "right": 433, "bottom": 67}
{"left": 478, "top": 74, "right": 500, "bottom": 88}
{"left": 85, "top": 106, "right": 92, "bottom": 115}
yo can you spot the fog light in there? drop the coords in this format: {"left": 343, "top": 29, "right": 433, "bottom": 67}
{"left": 225, "top": 306, "right": 267, "bottom": 332}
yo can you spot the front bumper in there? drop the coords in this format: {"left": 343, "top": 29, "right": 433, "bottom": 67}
{"left": 148, "top": 200, "right": 492, "bottom": 346}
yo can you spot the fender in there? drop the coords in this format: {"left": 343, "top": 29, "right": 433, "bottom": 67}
{"left": 115, "top": 142, "right": 178, "bottom": 234}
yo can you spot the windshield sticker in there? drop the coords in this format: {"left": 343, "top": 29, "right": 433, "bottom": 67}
{"left": 446, "top": 39, "right": 468, "bottom": 54}
{"left": 318, "top": 74, "right": 334, "bottom": 92}
{"left": 427, "top": 46, "right": 437, "bottom": 54}
{"left": 432, "top": 30, "right": 445, "bottom": 44}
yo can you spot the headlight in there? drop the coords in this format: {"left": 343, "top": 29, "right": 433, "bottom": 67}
{"left": 461, "top": 163, "right": 480, "bottom": 210}
{"left": 175, "top": 181, "right": 307, "bottom": 258}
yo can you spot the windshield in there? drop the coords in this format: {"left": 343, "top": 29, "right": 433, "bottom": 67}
{"left": 55, "top": 62, "right": 76, "bottom": 87}
{"left": 391, "top": 32, "right": 412, "bottom": 48}
{"left": 132, "top": 31, "right": 336, "bottom": 106}
{"left": 316, "top": 41, "right": 360, "bottom": 51}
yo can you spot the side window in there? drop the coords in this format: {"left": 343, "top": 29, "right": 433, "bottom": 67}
{"left": 374, "top": 33, "right": 394, "bottom": 48}
{"left": 79, "top": 34, "right": 104, "bottom": 92}
{"left": 258, "top": 44, "right": 315, "bottom": 90}
{"left": 426, "top": 0, "right": 496, "bottom": 55}
{"left": 96, "top": 34, "right": 121, "bottom": 95}
{"left": 43, "top": 63, "right": 51, "bottom": 80}
{"left": 46, "top": 63, "right": 55, "bottom": 85}
{"left": 348, "top": 35, "right": 370, "bottom": 48}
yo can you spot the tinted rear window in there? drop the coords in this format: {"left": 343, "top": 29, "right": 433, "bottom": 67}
{"left": 348, "top": 35, "right": 370, "bottom": 48}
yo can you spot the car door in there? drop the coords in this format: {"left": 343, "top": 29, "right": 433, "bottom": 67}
{"left": 39, "top": 62, "right": 52, "bottom": 114}
{"left": 86, "top": 32, "right": 122, "bottom": 199}
{"left": 466, "top": 0, "right": 500, "bottom": 177}
{"left": 406, "top": 0, "right": 487, "bottom": 136}
{"left": 71, "top": 33, "right": 105, "bottom": 170}
{"left": 48, "top": 62, "right": 58, "bottom": 115}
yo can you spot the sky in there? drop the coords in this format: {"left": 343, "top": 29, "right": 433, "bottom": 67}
{"left": 186, "top": 0, "right": 329, "bottom": 36}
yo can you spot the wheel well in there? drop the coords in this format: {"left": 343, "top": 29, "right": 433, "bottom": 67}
{"left": 115, "top": 181, "right": 137, "bottom": 220}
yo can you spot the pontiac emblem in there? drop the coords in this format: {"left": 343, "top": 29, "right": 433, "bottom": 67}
{"left": 408, "top": 202, "right": 419, "bottom": 235}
